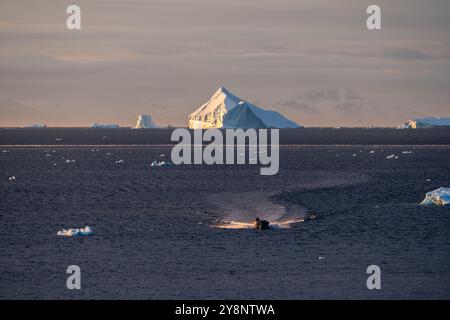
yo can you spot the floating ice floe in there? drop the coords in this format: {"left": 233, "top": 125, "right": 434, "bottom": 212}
{"left": 115, "top": 159, "right": 124, "bottom": 164}
{"left": 66, "top": 159, "right": 76, "bottom": 163}
{"left": 2, "top": 150, "right": 10, "bottom": 153}
{"left": 57, "top": 226, "right": 93, "bottom": 237}
{"left": 150, "top": 160, "right": 172, "bottom": 167}
{"left": 420, "top": 187, "right": 450, "bottom": 206}
{"left": 386, "top": 154, "right": 398, "bottom": 159}
{"left": 402, "top": 151, "right": 413, "bottom": 154}
{"left": 8, "top": 176, "right": 16, "bottom": 181}
{"left": 369, "top": 150, "right": 375, "bottom": 154}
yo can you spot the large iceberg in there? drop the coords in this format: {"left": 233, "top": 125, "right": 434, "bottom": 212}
{"left": 420, "top": 187, "right": 450, "bottom": 206}
{"left": 401, "top": 117, "right": 450, "bottom": 128}
{"left": 188, "top": 86, "right": 300, "bottom": 129}
{"left": 188, "top": 86, "right": 241, "bottom": 129}
{"left": 223, "top": 101, "right": 300, "bottom": 129}
{"left": 135, "top": 114, "right": 159, "bottom": 129}
{"left": 90, "top": 123, "right": 119, "bottom": 128}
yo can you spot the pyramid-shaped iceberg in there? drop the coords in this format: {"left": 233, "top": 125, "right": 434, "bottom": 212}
{"left": 188, "top": 86, "right": 300, "bottom": 129}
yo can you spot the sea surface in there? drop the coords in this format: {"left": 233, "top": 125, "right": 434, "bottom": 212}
{"left": 0, "top": 128, "right": 450, "bottom": 299}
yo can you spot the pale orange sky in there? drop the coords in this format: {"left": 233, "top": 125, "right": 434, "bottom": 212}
{"left": 1, "top": 0, "right": 450, "bottom": 127}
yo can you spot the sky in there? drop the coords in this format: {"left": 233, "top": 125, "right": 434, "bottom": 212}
{"left": 0, "top": 0, "right": 449, "bottom": 127}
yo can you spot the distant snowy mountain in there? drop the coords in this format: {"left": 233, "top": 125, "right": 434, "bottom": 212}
{"left": 188, "top": 86, "right": 241, "bottom": 129}
{"left": 401, "top": 117, "right": 450, "bottom": 128}
{"left": 273, "top": 89, "right": 382, "bottom": 127}
{"left": 188, "top": 86, "right": 299, "bottom": 129}
{"left": 274, "top": 89, "right": 372, "bottom": 114}
{"left": 223, "top": 102, "right": 300, "bottom": 129}
{"left": 135, "top": 114, "right": 159, "bottom": 128}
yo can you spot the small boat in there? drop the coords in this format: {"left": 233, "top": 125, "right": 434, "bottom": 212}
{"left": 253, "top": 217, "right": 270, "bottom": 230}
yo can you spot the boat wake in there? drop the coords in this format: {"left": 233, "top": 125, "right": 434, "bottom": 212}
{"left": 213, "top": 216, "right": 308, "bottom": 229}
{"left": 207, "top": 191, "right": 314, "bottom": 230}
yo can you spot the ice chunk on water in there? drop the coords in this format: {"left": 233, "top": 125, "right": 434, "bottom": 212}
{"left": 150, "top": 160, "right": 171, "bottom": 167}
{"left": 420, "top": 187, "right": 450, "bottom": 206}
{"left": 57, "top": 226, "right": 93, "bottom": 237}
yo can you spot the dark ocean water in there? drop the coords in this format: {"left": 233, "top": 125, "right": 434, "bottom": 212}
{"left": 1, "top": 129, "right": 450, "bottom": 299}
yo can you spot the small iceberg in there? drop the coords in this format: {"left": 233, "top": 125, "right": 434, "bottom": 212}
{"left": 386, "top": 154, "right": 398, "bottom": 159}
{"left": 420, "top": 187, "right": 450, "bottom": 206}
{"left": 90, "top": 123, "right": 119, "bottom": 128}
{"left": 23, "top": 124, "right": 47, "bottom": 128}
{"left": 150, "top": 160, "right": 172, "bottom": 167}
{"left": 57, "top": 226, "right": 93, "bottom": 237}
{"left": 135, "top": 114, "right": 160, "bottom": 129}
{"left": 8, "top": 176, "right": 16, "bottom": 181}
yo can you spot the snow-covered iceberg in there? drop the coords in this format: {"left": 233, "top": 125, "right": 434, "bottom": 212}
{"left": 188, "top": 86, "right": 241, "bottom": 129}
{"left": 420, "top": 187, "right": 450, "bottom": 206}
{"left": 90, "top": 123, "right": 119, "bottom": 128}
{"left": 57, "top": 226, "right": 93, "bottom": 237}
{"left": 401, "top": 117, "right": 450, "bottom": 128}
{"left": 223, "top": 101, "right": 300, "bottom": 129}
{"left": 188, "top": 86, "right": 300, "bottom": 129}
{"left": 135, "top": 114, "right": 159, "bottom": 129}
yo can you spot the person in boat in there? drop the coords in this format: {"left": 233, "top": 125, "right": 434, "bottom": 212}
{"left": 254, "top": 217, "right": 270, "bottom": 230}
